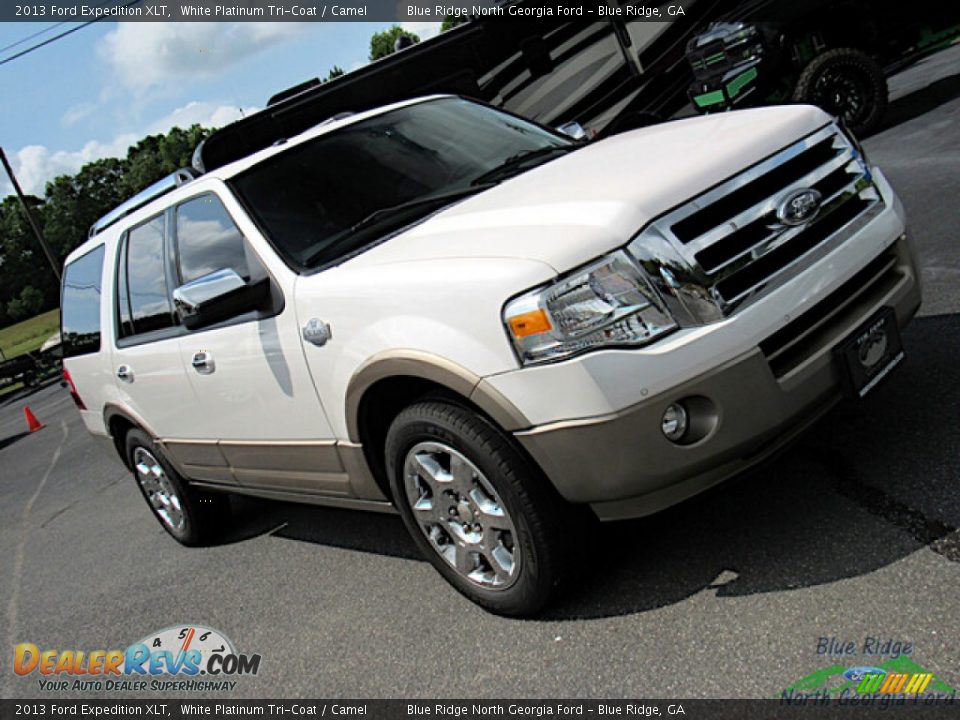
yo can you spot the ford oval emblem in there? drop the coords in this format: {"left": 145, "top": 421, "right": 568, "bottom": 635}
{"left": 843, "top": 666, "right": 887, "bottom": 682}
{"left": 776, "top": 188, "right": 822, "bottom": 227}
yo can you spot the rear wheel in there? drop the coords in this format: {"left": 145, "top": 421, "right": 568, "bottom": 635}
{"left": 385, "top": 400, "right": 580, "bottom": 616}
{"left": 793, "top": 48, "right": 887, "bottom": 136}
{"left": 125, "top": 429, "right": 230, "bottom": 546}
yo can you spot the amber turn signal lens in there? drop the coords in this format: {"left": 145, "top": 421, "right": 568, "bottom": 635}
{"left": 508, "top": 308, "right": 552, "bottom": 338}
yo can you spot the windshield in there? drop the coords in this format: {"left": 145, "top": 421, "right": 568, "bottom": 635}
{"left": 229, "top": 98, "right": 572, "bottom": 269}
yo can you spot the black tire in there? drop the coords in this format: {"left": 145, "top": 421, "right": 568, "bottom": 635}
{"left": 125, "top": 428, "right": 230, "bottom": 546}
{"left": 385, "top": 400, "right": 580, "bottom": 616}
{"left": 793, "top": 48, "right": 888, "bottom": 136}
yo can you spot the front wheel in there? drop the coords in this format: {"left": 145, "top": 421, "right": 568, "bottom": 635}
{"left": 385, "top": 400, "right": 579, "bottom": 616}
{"left": 793, "top": 48, "right": 888, "bottom": 136}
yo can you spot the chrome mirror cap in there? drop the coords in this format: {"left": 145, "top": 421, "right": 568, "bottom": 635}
{"left": 556, "top": 121, "right": 588, "bottom": 141}
{"left": 173, "top": 268, "right": 246, "bottom": 319}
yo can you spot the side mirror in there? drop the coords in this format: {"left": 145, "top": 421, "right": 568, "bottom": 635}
{"left": 556, "top": 121, "right": 588, "bottom": 141}
{"left": 173, "top": 268, "right": 268, "bottom": 331}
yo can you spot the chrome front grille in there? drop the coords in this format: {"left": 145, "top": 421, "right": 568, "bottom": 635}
{"left": 631, "top": 124, "right": 884, "bottom": 321}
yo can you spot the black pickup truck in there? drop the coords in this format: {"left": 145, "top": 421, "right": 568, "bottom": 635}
{"left": 0, "top": 350, "right": 60, "bottom": 392}
{"left": 686, "top": 0, "right": 960, "bottom": 134}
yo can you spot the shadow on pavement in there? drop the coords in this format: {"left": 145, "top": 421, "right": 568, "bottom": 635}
{"left": 544, "top": 312, "right": 960, "bottom": 619}
{"left": 870, "top": 71, "right": 960, "bottom": 136}
{"left": 224, "top": 494, "right": 419, "bottom": 559}
{"left": 224, "top": 314, "right": 960, "bottom": 620}
{"left": 0, "top": 431, "right": 30, "bottom": 452}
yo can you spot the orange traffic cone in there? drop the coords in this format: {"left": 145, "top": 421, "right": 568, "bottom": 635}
{"left": 24, "top": 406, "right": 45, "bottom": 433}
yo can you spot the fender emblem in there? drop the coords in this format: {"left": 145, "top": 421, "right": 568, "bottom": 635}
{"left": 302, "top": 318, "right": 332, "bottom": 347}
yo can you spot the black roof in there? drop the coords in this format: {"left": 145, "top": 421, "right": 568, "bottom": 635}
{"left": 194, "top": 22, "right": 486, "bottom": 172}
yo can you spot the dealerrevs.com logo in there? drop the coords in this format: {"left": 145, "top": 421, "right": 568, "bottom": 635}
{"left": 14, "top": 625, "right": 261, "bottom": 692}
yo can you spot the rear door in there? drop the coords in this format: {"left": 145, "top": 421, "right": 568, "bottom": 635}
{"left": 112, "top": 212, "right": 197, "bottom": 440}
{"left": 169, "top": 191, "right": 347, "bottom": 496}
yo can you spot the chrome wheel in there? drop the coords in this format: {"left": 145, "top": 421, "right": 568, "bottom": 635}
{"left": 403, "top": 442, "right": 519, "bottom": 589}
{"left": 133, "top": 447, "right": 184, "bottom": 532}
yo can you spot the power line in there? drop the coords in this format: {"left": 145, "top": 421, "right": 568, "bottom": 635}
{"left": 0, "top": 1, "right": 142, "bottom": 68}
{"left": 0, "top": 21, "right": 100, "bottom": 67}
{"left": 0, "top": 22, "right": 68, "bottom": 55}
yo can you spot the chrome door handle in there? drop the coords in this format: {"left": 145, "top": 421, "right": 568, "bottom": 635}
{"left": 191, "top": 351, "right": 215, "bottom": 374}
{"left": 116, "top": 365, "right": 133, "bottom": 383}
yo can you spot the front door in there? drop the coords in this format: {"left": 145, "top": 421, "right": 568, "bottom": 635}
{"left": 166, "top": 189, "right": 348, "bottom": 496}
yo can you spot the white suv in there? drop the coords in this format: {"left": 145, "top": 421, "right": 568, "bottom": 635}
{"left": 61, "top": 96, "right": 920, "bottom": 615}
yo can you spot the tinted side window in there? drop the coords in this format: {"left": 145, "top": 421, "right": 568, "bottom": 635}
{"left": 175, "top": 195, "right": 250, "bottom": 285}
{"left": 124, "top": 215, "right": 175, "bottom": 336}
{"left": 61, "top": 246, "right": 105, "bottom": 358}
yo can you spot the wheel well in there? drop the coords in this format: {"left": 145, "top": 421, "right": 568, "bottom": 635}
{"left": 356, "top": 376, "right": 488, "bottom": 498}
{"left": 107, "top": 414, "right": 137, "bottom": 469}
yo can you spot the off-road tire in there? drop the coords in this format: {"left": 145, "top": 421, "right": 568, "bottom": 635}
{"left": 793, "top": 48, "right": 888, "bottom": 136}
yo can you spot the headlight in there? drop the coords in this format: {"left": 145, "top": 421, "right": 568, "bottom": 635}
{"left": 503, "top": 251, "right": 677, "bottom": 365}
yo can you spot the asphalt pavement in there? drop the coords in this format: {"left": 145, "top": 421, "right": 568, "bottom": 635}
{"left": 1, "top": 47, "right": 959, "bottom": 700}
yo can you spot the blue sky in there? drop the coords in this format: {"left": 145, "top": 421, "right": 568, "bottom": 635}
{"left": 0, "top": 21, "right": 441, "bottom": 196}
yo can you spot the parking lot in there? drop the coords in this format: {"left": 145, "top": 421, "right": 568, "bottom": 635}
{"left": 2, "top": 47, "right": 959, "bottom": 700}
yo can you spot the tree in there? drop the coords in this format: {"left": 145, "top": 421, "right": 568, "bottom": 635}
{"left": 327, "top": 65, "right": 345, "bottom": 80}
{"left": 121, "top": 124, "right": 210, "bottom": 198}
{"left": 0, "top": 123, "right": 216, "bottom": 330}
{"left": 369, "top": 25, "right": 419, "bottom": 61}
{"left": 0, "top": 195, "right": 56, "bottom": 327}
{"left": 441, "top": 16, "right": 468, "bottom": 31}
{"left": 6, "top": 285, "right": 44, "bottom": 322}
{"left": 43, "top": 157, "right": 129, "bottom": 259}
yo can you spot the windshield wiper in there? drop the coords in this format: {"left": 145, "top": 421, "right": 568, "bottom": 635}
{"left": 471, "top": 145, "right": 579, "bottom": 186}
{"left": 301, "top": 183, "right": 498, "bottom": 268}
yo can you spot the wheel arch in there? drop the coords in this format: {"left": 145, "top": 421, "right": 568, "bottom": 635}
{"left": 102, "top": 404, "right": 156, "bottom": 471}
{"left": 345, "top": 351, "right": 531, "bottom": 497}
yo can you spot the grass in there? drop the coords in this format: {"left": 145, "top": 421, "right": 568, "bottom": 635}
{"left": 0, "top": 308, "right": 60, "bottom": 359}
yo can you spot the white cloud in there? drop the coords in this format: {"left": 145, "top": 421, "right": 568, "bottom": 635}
{"left": 2, "top": 102, "right": 254, "bottom": 197}
{"left": 400, "top": 22, "right": 443, "bottom": 42}
{"left": 61, "top": 102, "right": 98, "bottom": 128}
{"left": 98, "top": 22, "right": 309, "bottom": 91}
{"left": 147, "top": 101, "right": 257, "bottom": 134}
{"left": 2, "top": 135, "right": 138, "bottom": 196}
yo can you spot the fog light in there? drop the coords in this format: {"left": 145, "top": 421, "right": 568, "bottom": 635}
{"left": 661, "top": 403, "right": 688, "bottom": 442}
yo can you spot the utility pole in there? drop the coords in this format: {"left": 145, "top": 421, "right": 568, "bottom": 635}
{"left": 0, "top": 146, "right": 61, "bottom": 282}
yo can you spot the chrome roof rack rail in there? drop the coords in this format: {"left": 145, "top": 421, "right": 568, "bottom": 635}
{"left": 88, "top": 168, "right": 198, "bottom": 238}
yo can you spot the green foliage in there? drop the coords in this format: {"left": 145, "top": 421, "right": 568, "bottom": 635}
{"left": 6, "top": 285, "right": 45, "bottom": 322}
{"left": 369, "top": 25, "right": 419, "bottom": 61}
{"left": 43, "top": 157, "right": 128, "bottom": 259}
{"left": 0, "top": 123, "right": 214, "bottom": 329}
{"left": 120, "top": 124, "right": 209, "bottom": 198}
{"left": 327, "top": 65, "right": 345, "bottom": 80}
{"left": 441, "top": 16, "right": 468, "bottom": 31}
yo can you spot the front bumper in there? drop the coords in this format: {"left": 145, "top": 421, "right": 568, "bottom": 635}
{"left": 514, "top": 234, "right": 920, "bottom": 521}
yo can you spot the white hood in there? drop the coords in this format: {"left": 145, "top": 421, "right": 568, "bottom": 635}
{"left": 347, "top": 104, "right": 832, "bottom": 275}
